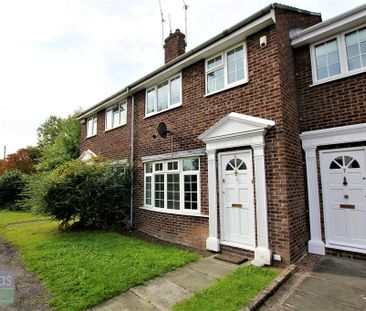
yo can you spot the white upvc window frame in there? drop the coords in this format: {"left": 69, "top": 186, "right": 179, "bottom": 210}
{"left": 105, "top": 100, "right": 127, "bottom": 131}
{"left": 205, "top": 42, "right": 248, "bottom": 96}
{"left": 145, "top": 73, "right": 182, "bottom": 118}
{"left": 143, "top": 158, "right": 201, "bottom": 215}
{"left": 310, "top": 24, "right": 366, "bottom": 86}
{"left": 86, "top": 115, "right": 98, "bottom": 138}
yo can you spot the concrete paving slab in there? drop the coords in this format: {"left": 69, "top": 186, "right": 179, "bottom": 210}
{"left": 311, "top": 257, "right": 366, "bottom": 291}
{"left": 297, "top": 276, "right": 366, "bottom": 309}
{"left": 164, "top": 266, "right": 218, "bottom": 292}
{"left": 188, "top": 257, "right": 237, "bottom": 278}
{"left": 283, "top": 289, "right": 361, "bottom": 311}
{"left": 90, "top": 291, "right": 157, "bottom": 311}
{"left": 131, "top": 277, "right": 191, "bottom": 311}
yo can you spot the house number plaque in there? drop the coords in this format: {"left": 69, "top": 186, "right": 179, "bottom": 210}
{"left": 232, "top": 203, "right": 243, "bottom": 208}
{"left": 339, "top": 204, "right": 355, "bottom": 209}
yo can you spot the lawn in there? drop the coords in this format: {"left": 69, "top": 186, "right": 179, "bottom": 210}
{"left": 173, "top": 265, "right": 279, "bottom": 311}
{"left": 0, "top": 211, "right": 199, "bottom": 311}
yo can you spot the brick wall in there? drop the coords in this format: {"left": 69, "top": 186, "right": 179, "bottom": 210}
{"left": 296, "top": 47, "right": 366, "bottom": 132}
{"left": 80, "top": 98, "right": 132, "bottom": 161}
{"left": 274, "top": 9, "right": 321, "bottom": 262}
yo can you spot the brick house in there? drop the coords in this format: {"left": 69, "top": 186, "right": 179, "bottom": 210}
{"left": 77, "top": 3, "right": 366, "bottom": 264}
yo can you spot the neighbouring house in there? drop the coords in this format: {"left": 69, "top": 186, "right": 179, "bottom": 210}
{"left": 77, "top": 3, "right": 366, "bottom": 265}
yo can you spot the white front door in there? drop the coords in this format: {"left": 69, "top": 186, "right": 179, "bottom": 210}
{"left": 219, "top": 150, "right": 255, "bottom": 248}
{"left": 320, "top": 147, "right": 366, "bottom": 253}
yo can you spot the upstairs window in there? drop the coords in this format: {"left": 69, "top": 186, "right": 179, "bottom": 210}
{"left": 345, "top": 27, "right": 366, "bottom": 71}
{"left": 86, "top": 116, "right": 97, "bottom": 138}
{"left": 206, "top": 43, "right": 247, "bottom": 95}
{"left": 314, "top": 39, "right": 340, "bottom": 80}
{"left": 145, "top": 74, "right": 182, "bottom": 117}
{"left": 105, "top": 101, "right": 127, "bottom": 131}
{"left": 311, "top": 25, "right": 366, "bottom": 84}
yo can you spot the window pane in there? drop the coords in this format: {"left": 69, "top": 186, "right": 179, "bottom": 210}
{"left": 207, "top": 55, "right": 223, "bottom": 70}
{"left": 170, "top": 76, "right": 181, "bottom": 106}
{"left": 207, "top": 68, "right": 224, "bottom": 93}
{"left": 154, "top": 174, "right": 164, "bottom": 208}
{"left": 112, "top": 107, "right": 120, "bottom": 127}
{"left": 328, "top": 63, "right": 340, "bottom": 76}
{"left": 184, "top": 175, "right": 198, "bottom": 210}
{"left": 167, "top": 174, "right": 180, "bottom": 210}
{"left": 106, "top": 109, "right": 112, "bottom": 130}
{"left": 167, "top": 161, "right": 178, "bottom": 171}
{"left": 227, "top": 46, "right": 244, "bottom": 84}
{"left": 145, "top": 163, "right": 153, "bottom": 173}
{"left": 155, "top": 163, "right": 163, "bottom": 171}
{"left": 348, "top": 57, "right": 361, "bottom": 71}
{"left": 157, "top": 81, "right": 169, "bottom": 112}
{"left": 93, "top": 117, "right": 97, "bottom": 134}
{"left": 145, "top": 176, "right": 151, "bottom": 205}
{"left": 147, "top": 89, "right": 155, "bottom": 114}
{"left": 87, "top": 118, "right": 92, "bottom": 137}
{"left": 183, "top": 158, "right": 199, "bottom": 171}
{"left": 314, "top": 39, "right": 340, "bottom": 80}
{"left": 347, "top": 44, "right": 359, "bottom": 58}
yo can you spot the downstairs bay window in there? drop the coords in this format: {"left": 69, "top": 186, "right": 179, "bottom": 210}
{"left": 144, "top": 158, "right": 200, "bottom": 214}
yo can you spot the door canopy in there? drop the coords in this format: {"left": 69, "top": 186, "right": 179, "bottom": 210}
{"left": 198, "top": 112, "right": 275, "bottom": 150}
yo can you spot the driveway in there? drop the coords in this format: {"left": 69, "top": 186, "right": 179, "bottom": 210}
{"left": 260, "top": 256, "right": 366, "bottom": 311}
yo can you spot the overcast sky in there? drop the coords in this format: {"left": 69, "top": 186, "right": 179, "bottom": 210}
{"left": 0, "top": 0, "right": 364, "bottom": 157}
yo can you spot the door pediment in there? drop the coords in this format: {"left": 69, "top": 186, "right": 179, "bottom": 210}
{"left": 198, "top": 112, "right": 275, "bottom": 143}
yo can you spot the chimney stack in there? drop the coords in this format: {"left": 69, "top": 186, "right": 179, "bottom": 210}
{"left": 164, "top": 29, "right": 186, "bottom": 64}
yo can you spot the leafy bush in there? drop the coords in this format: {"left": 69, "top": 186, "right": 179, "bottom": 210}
{"left": 0, "top": 171, "right": 26, "bottom": 210}
{"left": 42, "top": 160, "right": 131, "bottom": 229}
{"left": 21, "top": 170, "right": 59, "bottom": 214}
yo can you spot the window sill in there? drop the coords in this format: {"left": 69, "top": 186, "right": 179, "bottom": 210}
{"left": 104, "top": 123, "right": 127, "bottom": 133}
{"left": 311, "top": 67, "right": 366, "bottom": 87}
{"left": 139, "top": 205, "right": 208, "bottom": 218}
{"left": 86, "top": 134, "right": 97, "bottom": 139}
{"left": 204, "top": 79, "right": 248, "bottom": 97}
{"left": 144, "top": 103, "right": 182, "bottom": 119}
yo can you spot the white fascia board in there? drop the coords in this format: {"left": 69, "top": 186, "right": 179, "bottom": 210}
{"left": 291, "top": 4, "right": 366, "bottom": 48}
{"left": 78, "top": 10, "right": 276, "bottom": 120}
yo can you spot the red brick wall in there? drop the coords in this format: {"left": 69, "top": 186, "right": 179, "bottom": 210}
{"left": 274, "top": 9, "right": 321, "bottom": 262}
{"left": 296, "top": 47, "right": 366, "bottom": 132}
{"left": 80, "top": 99, "right": 131, "bottom": 161}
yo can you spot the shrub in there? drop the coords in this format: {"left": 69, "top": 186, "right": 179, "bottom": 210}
{"left": 21, "top": 170, "right": 59, "bottom": 214}
{"left": 0, "top": 171, "right": 26, "bottom": 210}
{"left": 42, "top": 160, "right": 132, "bottom": 230}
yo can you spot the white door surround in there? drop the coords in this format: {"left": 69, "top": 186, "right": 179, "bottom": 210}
{"left": 198, "top": 112, "right": 275, "bottom": 266}
{"left": 300, "top": 123, "right": 366, "bottom": 255}
{"left": 219, "top": 150, "right": 256, "bottom": 249}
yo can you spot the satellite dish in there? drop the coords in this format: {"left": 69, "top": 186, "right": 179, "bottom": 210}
{"left": 157, "top": 122, "right": 172, "bottom": 138}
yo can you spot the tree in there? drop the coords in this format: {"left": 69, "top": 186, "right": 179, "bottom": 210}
{"left": 0, "top": 147, "right": 40, "bottom": 176}
{"left": 37, "top": 116, "right": 64, "bottom": 150}
{"left": 37, "top": 115, "right": 81, "bottom": 171}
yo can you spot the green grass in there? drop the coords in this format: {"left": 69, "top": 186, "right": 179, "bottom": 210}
{"left": 0, "top": 211, "right": 199, "bottom": 311}
{"left": 173, "top": 265, "right": 279, "bottom": 311}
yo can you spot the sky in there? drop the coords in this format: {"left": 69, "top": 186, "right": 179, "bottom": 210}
{"left": 0, "top": 0, "right": 365, "bottom": 158}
